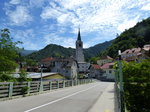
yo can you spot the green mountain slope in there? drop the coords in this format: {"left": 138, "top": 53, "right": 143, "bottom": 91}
{"left": 84, "top": 41, "right": 112, "bottom": 59}
{"left": 27, "top": 41, "right": 112, "bottom": 61}
{"left": 104, "top": 17, "right": 150, "bottom": 58}
{"left": 21, "top": 50, "right": 37, "bottom": 56}
{"left": 27, "top": 44, "right": 75, "bottom": 61}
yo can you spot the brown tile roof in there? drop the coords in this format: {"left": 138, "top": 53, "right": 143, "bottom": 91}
{"left": 41, "top": 57, "right": 55, "bottom": 62}
{"left": 122, "top": 48, "right": 141, "bottom": 54}
{"left": 101, "top": 63, "right": 114, "bottom": 69}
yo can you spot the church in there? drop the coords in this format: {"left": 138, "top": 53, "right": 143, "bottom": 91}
{"left": 75, "top": 29, "right": 90, "bottom": 73}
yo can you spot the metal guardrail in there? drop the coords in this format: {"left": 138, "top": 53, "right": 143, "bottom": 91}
{"left": 0, "top": 79, "right": 93, "bottom": 99}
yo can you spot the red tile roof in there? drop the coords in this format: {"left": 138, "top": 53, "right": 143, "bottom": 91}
{"left": 101, "top": 63, "right": 114, "bottom": 69}
{"left": 41, "top": 57, "right": 55, "bottom": 62}
{"left": 91, "top": 64, "right": 101, "bottom": 70}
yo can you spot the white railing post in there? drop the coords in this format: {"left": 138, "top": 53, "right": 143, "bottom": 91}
{"left": 57, "top": 81, "right": 59, "bottom": 89}
{"left": 9, "top": 82, "right": 13, "bottom": 98}
{"left": 49, "top": 81, "right": 52, "bottom": 90}
{"left": 27, "top": 82, "right": 30, "bottom": 95}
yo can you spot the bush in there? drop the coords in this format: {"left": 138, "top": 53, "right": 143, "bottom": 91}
{"left": 123, "top": 59, "right": 150, "bottom": 112}
{"left": 21, "top": 86, "right": 29, "bottom": 95}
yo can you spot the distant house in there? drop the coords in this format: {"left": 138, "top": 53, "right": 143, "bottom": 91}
{"left": 121, "top": 45, "right": 150, "bottom": 62}
{"left": 141, "top": 44, "right": 150, "bottom": 60}
{"left": 41, "top": 58, "right": 78, "bottom": 79}
{"left": 97, "top": 56, "right": 113, "bottom": 66}
{"left": 121, "top": 48, "right": 141, "bottom": 61}
{"left": 89, "top": 64, "right": 102, "bottom": 78}
{"left": 41, "top": 57, "right": 55, "bottom": 69}
{"left": 100, "top": 62, "right": 115, "bottom": 81}
{"left": 78, "top": 62, "right": 90, "bottom": 73}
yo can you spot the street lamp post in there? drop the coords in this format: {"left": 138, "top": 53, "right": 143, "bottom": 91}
{"left": 40, "top": 64, "right": 43, "bottom": 92}
{"left": 118, "top": 50, "right": 124, "bottom": 112}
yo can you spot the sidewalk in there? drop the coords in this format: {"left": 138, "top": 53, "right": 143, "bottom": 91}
{"left": 89, "top": 83, "right": 119, "bottom": 112}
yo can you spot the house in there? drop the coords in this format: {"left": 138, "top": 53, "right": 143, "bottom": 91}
{"left": 40, "top": 58, "right": 78, "bottom": 79}
{"left": 121, "top": 48, "right": 141, "bottom": 61}
{"left": 78, "top": 62, "right": 90, "bottom": 73}
{"left": 97, "top": 56, "right": 113, "bottom": 66}
{"left": 121, "top": 45, "right": 150, "bottom": 62}
{"left": 40, "top": 57, "right": 55, "bottom": 69}
{"left": 100, "top": 62, "right": 115, "bottom": 81}
{"left": 89, "top": 64, "right": 102, "bottom": 79}
{"left": 141, "top": 44, "right": 150, "bottom": 60}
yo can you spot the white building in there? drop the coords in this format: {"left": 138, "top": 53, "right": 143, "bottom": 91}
{"left": 97, "top": 56, "right": 113, "bottom": 66}
{"left": 78, "top": 62, "right": 90, "bottom": 73}
{"left": 41, "top": 58, "right": 78, "bottom": 79}
{"left": 100, "top": 62, "right": 115, "bottom": 81}
{"left": 89, "top": 64, "right": 102, "bottom": 78}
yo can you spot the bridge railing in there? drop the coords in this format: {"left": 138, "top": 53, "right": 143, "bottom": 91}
{"left": 0, "top": 79, "right": 93, "bottom": 99}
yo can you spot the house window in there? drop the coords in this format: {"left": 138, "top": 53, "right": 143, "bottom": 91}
{"left": 109, "top": 70, "right": 112, "bottom": 73}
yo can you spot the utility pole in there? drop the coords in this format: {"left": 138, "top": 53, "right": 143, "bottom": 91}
{"left": 40, "top": 64, "right": 43, "bottom": 92}
{"left": 118, "top": 50, "right": 124, "bottom": 112}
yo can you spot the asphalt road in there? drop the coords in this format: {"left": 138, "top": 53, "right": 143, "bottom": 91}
{"left": 0, "top": 81, "right": 110, "bottom": 112}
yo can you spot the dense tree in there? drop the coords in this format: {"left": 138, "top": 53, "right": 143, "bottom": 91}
{"left": 89, "top": 57, "right": 100, "bottom": 64}
{"left": 101, "top": 17, "right": 150, "bottom": 58}
{"left": 0, "top": 28, "right": 21, "bottom": 81}
{"left": 123, "top": 59, "right": 150, "bottom": 112}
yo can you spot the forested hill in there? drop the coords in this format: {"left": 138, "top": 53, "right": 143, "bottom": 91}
{"left": 103, "top": 17, "right": 150, "bottom": 58}
{"left": 27, "top": 44, "right": 75, "bottom": 61}
{"left": 27, "top": 41, "right": 112, "bottom": 61}
{"left": 84, "top": 40, "right": 112, "bottom": 59}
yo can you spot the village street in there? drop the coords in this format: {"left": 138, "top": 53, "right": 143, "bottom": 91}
{"left": 0, "top": 81, "right": 116, "bottom": 112}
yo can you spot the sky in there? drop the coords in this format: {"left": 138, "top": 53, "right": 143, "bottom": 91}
{"left": 0, "top": 0, "right": 150, "bottom": 50}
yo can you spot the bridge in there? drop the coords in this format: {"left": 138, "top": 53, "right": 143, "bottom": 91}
{"left": 0, "top": 80, "right": 116, "bottom": 112}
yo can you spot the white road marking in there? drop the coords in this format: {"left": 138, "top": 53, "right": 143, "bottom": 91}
{"left": 24, "top": 84, "right": 99, "bottom": 112}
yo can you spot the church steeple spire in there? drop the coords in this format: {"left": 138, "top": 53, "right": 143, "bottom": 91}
{"left": 77, "top": 28, "right": 81, "bottom": 41}
{"left": 75, "top": 28, "right": 84, "bottom": 62}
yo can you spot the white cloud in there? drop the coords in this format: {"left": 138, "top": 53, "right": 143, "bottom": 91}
{"left": 29, "top": 0, "right": 46, "bottom": 8}
{"left": 9, "top": 0, "right": 20, "bottom": 5}
{"left": 44, "top": 33, "right": 76, "bottom": 48}
{"left": 12, "top": 29, "right": 40, "bottom": 50}
{"left": 117, "top": 16, "right": 140, "bottom": 32}
{"left": 40, "top": 6, "right": 62, "bottom": 20}
{"left": 2, "top": 0, "right": 150, "bottom": 49}
{"left": 141, "top": 3, "right": 150, "bottom": 11}
{"left": 5, "top": 5, "right": 32, "bottom": 26}
{"left": 40, "top": 0, "right": 140, "bottom": 34}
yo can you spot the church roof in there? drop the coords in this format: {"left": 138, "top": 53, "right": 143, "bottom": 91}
{"left": 77, "top": 28, "right": 81, "bottom": 40}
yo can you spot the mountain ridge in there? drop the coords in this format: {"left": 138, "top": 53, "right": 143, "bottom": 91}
{"left": 27, "top": 40, "right": 113, "bottom": 61}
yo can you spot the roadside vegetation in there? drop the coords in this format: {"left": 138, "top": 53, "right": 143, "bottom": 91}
{"left": 123, "top": 59, "right": 150, "bottom": 112}
{"left": 0, "top": 28, "right": 33, "bottom": 82}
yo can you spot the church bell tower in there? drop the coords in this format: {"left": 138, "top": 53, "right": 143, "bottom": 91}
{"left": 75, "top": 28, "right": 85, "bottom": 62}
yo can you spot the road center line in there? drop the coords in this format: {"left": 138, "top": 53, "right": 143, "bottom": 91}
{"left": 24, "top": 84, "right": 99, "bottom": 112}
